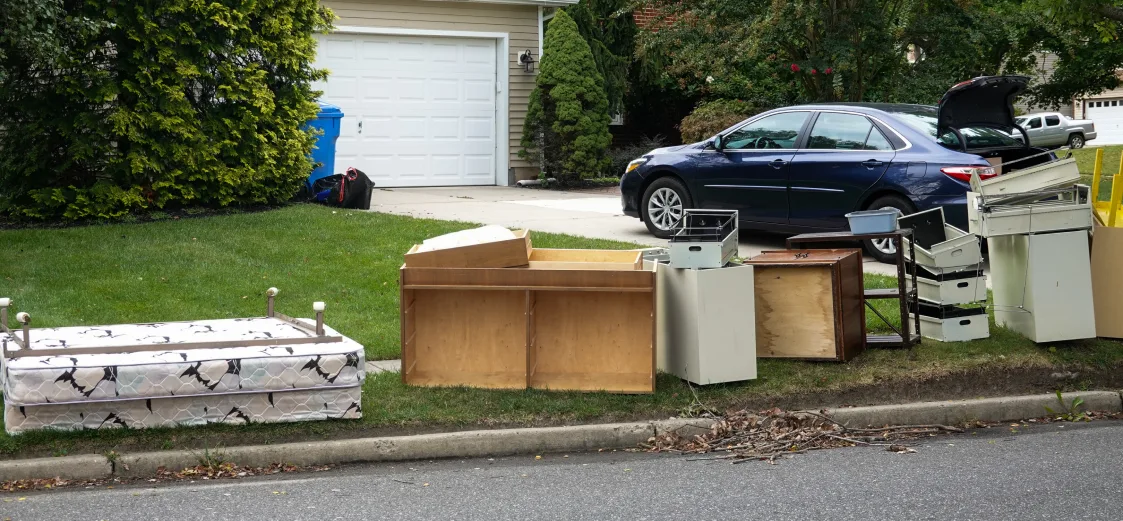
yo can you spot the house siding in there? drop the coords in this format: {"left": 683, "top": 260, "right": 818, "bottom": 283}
{"left": 1015, "top": 53, "right": 1075, "bottom": 118}
{"left": 1074, "top": 73, "right": 1123, "bottom": 119}
{"left": 321, "top": 0, "right": 541, "bottom": 180}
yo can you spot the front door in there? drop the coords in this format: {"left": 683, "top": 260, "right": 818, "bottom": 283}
{"left": 788, "top": 112, "right": 895, "bottom": 229}
{"left": 695, "top": 111, "right": 812, "bottom": 225}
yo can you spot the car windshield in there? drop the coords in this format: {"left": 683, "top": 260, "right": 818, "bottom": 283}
{"left": 886, "top": 107, "right": 1022, "bottom": 149}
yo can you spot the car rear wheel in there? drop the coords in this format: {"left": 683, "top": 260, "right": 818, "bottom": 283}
{"left": 862, "top": 194, "right": 916, "bottom": 264}
{"left": 1068, "top": 133, "right": 1085, "bottom": 149}
{"left": 641, "top": 177, "right": 693, "bottom": 239}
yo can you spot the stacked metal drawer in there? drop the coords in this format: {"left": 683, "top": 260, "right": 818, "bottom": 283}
{"left": 967, "top": 157, "right": 1096, "bottom": 343}
{"left": 901, "top": 208, "right": 989, "bottom": 342}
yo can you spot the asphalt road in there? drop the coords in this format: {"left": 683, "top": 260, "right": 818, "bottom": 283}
{"left": 5, "top": 420, "right": 1122, "bottom": 521}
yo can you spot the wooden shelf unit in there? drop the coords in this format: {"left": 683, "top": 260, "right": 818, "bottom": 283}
{"left": 400, "top": 256, "right": 656, "bottom": 394}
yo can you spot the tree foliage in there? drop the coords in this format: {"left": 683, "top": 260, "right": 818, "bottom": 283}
{"left": 637, "top": 0, "right": 1117, "bottom": 108}
{"left": 565, "top": 0, "right": 637, "bottom": 115}
{"left": 0, "top": 0, "right": 332, "bottom": 220}
{"left": 520, "top": 10, "right": 612, "bottom": 183}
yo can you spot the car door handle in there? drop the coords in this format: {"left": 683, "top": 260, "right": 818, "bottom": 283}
{"left": 769, "top": 159, "right": 787, "bottom": 169}
{"left": 862, "top": 159, "right": 884, "bottom": 168}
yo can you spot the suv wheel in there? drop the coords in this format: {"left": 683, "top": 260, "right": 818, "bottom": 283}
{"left": 1068, "top": 134, "right": 1085, "bottom": 149}
{"left": 862, "top": 194, "right": 916, "bottom": 264}
{"left": 641, "top": 177, "right": 693, "bottom": 239}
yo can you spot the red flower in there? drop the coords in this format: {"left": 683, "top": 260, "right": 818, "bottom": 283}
{"left": 811, "top": 68, "right": 818, "bottom": 75}
{"left": 825, "top": 67, "right": 833, "bottom": 74}
{"left": 790, "top": 63, "right": 800, "bottom": 72}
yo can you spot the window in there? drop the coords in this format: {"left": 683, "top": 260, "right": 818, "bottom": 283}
{"left": 1045, "top": 115, "right": 1060, "bottom": 126}
{"left": 1025, "top": 117, "right": 1042, "bottom": 129}
{"left": 723, "top": 112, "right": 809, "bottom": 150}
{"left": 864, "top": 128, "right": 893, "bottom": 151}
{"left": 1114, "top": 101, "right": 1119, "bottom": 107}
{"left": 886, "top": 106, "right": 1021, "bottom": 150}
{"left": 806, "top": 112, "right": 893, "bottom": 151}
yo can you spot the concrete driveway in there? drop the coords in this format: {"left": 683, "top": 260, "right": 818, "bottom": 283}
{"left": 371, "top": 186, "right": 899, "bottom": 276}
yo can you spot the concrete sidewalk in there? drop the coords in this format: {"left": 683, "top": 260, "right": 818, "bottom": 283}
{"left": 371, "top": 186, "right": 900, "bottom": 276}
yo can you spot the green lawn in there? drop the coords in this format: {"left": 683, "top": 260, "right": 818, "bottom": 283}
{"left": 1, "top": 205, "right": 1122, "bottom": 459}
{"left": 1073, "top": 145, "right": 1123, "bottom": 200}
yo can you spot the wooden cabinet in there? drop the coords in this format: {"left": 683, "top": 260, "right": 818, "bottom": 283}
{"left": 742, "top": 249, "right": 865, "bottom": 361}
{"left": 400, "top": 251, "right": 656, "bottom": 393}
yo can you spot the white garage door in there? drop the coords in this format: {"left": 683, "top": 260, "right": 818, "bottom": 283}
{"left": 1087, "top": 99, "right": 1123, "bottom": 145}
{"left": 315, "top": 33, "right": 499, "bottom": 187}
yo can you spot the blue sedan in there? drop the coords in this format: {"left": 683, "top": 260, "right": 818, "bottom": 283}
{"left": 620, "top": 76, "right": 1053, "bottom": 262}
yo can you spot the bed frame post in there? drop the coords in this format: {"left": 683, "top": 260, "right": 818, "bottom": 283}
{"left": 265, "top": 287, "right": 278, "bottom": 317}
{"left": 0, "top": 297, "right": 9, "bottom": 332}
{"left": 314, "top": 302, "right": 325, "bottom": 336}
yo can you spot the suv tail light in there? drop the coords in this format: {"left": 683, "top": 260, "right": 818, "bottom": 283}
{"left": 941, "top": 166, "right": 997, "bottom": 183}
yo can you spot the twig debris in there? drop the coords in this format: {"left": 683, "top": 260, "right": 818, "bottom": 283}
{"left": 643, "top": 408, "right": 962, "bottom": 464}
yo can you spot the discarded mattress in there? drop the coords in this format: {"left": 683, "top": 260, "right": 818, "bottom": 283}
{"left": 1, "top": 317, "right": 365, "bottom": 433}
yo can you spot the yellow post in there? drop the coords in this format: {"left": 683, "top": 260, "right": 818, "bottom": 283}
{"left": 1091, "top": 148, "right": 1104, "bottom": 202}
{"left": 1111, "top": 151, "right": 1123, "bottom": 227}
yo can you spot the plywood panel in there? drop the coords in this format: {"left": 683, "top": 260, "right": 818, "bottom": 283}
{"left": 1092, "top": 220, "right": 1123, "bottom": 338}
{"left": 753, "top": 266, "right": 838, "bottom": 359}
{"left": 406, "top": 289, "right": 527, "bottom": 389}
{"left": 527, "top": 249, "right": 641, "bottom": 271}
{"left": 405, "top": 230, "right": 530, "bottom": 269}
{"left": 531, "top": 292, "right": 654, "bottom": 393}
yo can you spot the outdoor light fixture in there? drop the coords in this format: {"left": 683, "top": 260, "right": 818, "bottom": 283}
{"left": 518, "top": 49, "right": 536, "bottom": 73}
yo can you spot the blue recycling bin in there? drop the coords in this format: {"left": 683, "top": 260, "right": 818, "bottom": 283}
{"left": 307, "top": 102, "right": 344, "bottom": 190}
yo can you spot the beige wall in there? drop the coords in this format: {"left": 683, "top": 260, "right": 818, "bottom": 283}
{"left": 322, "top": 0, "right": 541, "bottom": 181}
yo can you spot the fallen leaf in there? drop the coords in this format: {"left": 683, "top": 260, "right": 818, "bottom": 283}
{"left": 887, "top": 445, "right": 916, "bottom": 454}
{"left": 534, "top": 455, "right": 542, "bottom": 460}
{"left": 423, "top": 483, "right": 430, "bottom": 487}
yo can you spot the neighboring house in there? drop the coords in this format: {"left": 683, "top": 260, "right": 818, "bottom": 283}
{"left": 1072, "top": 73, "right": 1123, "bottom": 145}
{"left": 314, "top": 0, "right": 574, "bottom": 188}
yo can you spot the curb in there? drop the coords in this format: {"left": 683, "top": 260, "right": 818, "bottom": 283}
{"left": 825, "top": 390, "right": 1122, "bottom": 428}
{"left": 3, "top": 391, "right": 1120, "bottom": 481}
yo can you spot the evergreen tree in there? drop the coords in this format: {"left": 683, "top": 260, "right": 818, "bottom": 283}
{"left": 520, "top": 10, "right": 612, "bottom": 183}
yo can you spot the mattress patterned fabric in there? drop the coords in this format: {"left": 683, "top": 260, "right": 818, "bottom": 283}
{"left": 3, "top": 387, "right": 362, "bottom": 433}
{"left": 1, "top": 317, "right": 365, "bottom": 406}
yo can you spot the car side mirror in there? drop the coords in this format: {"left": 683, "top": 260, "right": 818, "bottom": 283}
{"left": 712, "top": 135, "right": 724, "bottom": 151}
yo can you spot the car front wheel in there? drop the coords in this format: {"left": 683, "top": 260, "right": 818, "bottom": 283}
{"left": 862, "top": 194, "right": 916, "bottom": 264}
{"left": 641, "top": 177, "right": 693, "bottom": 239}
{"left": 1068, "top": 133, "right": 1085, "bottom": 149}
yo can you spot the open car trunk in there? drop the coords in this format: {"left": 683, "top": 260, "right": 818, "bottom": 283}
{"left": 972, "top": 146, "right": 1056, "bottom": 175}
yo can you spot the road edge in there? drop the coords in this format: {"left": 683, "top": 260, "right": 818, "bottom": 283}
{"left": 3, "top": 390, "right": 1120, "bottom": 481}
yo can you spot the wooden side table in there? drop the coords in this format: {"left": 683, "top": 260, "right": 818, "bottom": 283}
{"left": 785, "top": 230, "right": 921, "bottom": 348}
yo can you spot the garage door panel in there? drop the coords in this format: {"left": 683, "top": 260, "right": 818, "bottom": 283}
{"left": 1087, "top": 100, "right": 1122, "bottom": 145}
{"left": 315, "top": 33, "right": 499, "bottom": 186}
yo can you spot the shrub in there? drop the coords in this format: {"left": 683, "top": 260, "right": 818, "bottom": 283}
{"left": 679, "top": 100, "right": 769, "bottom": 143}
{"left": 0, "top": 0, "right": 332, "bottom": 221}
{"left": 603, "top": 135, "right": 667, "bottom": 178}
{"left": 520, "top": 10, "right": 612, "bottom": 184}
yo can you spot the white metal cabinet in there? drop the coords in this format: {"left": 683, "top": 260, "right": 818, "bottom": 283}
{"left": 988, "top": 230, "right": 1097, "bottom": 342}
{"left": 655, "top": 263, "right": 757, "bottom": 385}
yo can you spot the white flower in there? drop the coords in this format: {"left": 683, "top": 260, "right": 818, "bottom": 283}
{"left": 705, "top": 75, "right": 715, "bottom": 83}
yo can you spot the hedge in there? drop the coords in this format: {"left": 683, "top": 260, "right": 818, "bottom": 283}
{"left": 0, "top": 0, "right": 333, "bottom": 220}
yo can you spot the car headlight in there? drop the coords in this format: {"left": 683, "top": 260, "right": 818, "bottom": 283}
{"left": 625, "top": 158, "right": 648, "bottom": 174}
